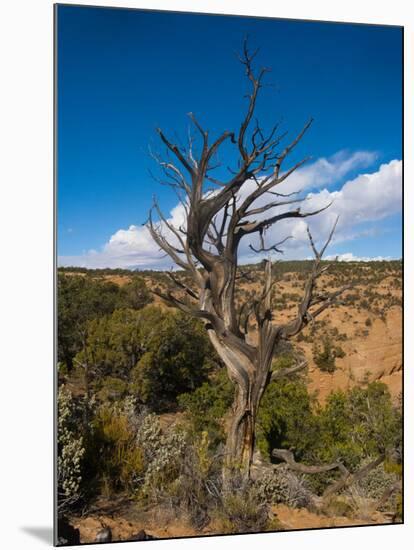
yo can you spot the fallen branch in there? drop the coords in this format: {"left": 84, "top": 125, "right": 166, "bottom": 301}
{"left": 271, "top": 448, "right": 386, "bottom": 500}
{"left": 272, "top": 448, "right": 348, "bottom": 475}
{"left": 323, "top": 454, "right": 385, "bottom": 498}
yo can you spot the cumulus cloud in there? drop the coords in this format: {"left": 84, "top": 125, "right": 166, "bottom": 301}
{"left": 277, "top": 149, "right": 377, "bottom": 195}
{"left": 59, "top": 226, "right": 168, "bottom": 269}
{"left": 323, "top": 252, "right": 394, "bottom": 262}
{"left": 58, "top": 154, "right": 402, "bottom": 270}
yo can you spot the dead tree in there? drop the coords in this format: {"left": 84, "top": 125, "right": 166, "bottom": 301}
{"left": 146, "top": 41, "right": 349, "bottom": 485}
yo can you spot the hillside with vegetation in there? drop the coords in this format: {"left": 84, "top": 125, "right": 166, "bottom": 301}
{"left": 57, "top": 260, "right": 402, "bottom": 544}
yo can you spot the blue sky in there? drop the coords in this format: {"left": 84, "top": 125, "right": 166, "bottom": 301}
{"left": 57, "top": 5, "right": 402, "bottom": 268}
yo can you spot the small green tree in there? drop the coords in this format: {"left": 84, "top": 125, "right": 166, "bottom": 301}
{"left": 58, "top": 273, "right": 125, "bottom": 370}
{"left": 313, "top": 337, "right": 345, "bottom": 373}
{"left": 75, "top": 307, "right": 149, "bottom": 382}
{"left": 132, "top": 308, "right": 215, "bottom": 410}
{"left": 311, "top": 381, "right": 401, "bottom": 469}
{"left": 256, "top": 359, "right": 317, "bottom": 460}
{"left": 121, "top": 276, "right": 153, "bottom": 309}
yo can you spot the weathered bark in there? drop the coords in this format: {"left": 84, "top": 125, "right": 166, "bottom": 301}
{"left": 219, "top": 353, "right": 272, "bottom": 486}
{"left": 323, "top": 453, "right": 385, "bottom": 498}
{"left": 272, "top": 448, "right": 348, "bottom": 476}
{"left": 202, "top": 261, "right": 279, "bottom": 486}
{"left": 204, "top": 329, "right": 260, "bottom": 484}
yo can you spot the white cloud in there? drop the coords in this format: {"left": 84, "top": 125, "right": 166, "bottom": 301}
{"left": 58, "top": 155, "right": 402, "bottom": 270}
{"left": 324, "top": 252, "right": 394, "bottom": 262}
{"left": 59, "top": 226, "right": 169, "bottom": 269}
{"left": 278, "top": 149, "right": 377, "bottom": 195}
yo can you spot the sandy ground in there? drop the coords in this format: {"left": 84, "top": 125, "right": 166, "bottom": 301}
{"left": 70, "top": 503, "right": 394, "bottom": 543}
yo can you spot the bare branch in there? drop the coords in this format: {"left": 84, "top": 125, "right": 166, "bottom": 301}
{"left": 273, "top": 118, "right": 313, "bottom": 179}
{"left": 237, "top": 40, "right": 269, "bottom": 162}
{"left": 271, "top": 358, "right": 308, "bottom": 381}
{"left": 307, "top": 215, "right": 339, "bottom": 260}
{"left": 157, "top": 128, "right": 196, "bottom": 178}
{"left": 147, "top": 207, "right": 193, "bottom": 273}
{"left": 244, "top": 196, "right": 309, "bottom": 217}
{"left": 272, "top": 449, "right": 348, "bottom": 476}
{"left": 188, "top": 112, "right": 208, "bottom": 143}
{"left": 153, "top": 288, "right": 215, "bottom": 323}
{"left": 235, "top": 156, "right": 311, "bottom": 220}
{"left": 237, "top": 202, "right": 332, "bottom": 237}
{"left": 249, "top": 235, "right": 292, "bottom": 254}
{"left": 279, "top": 217, "right": 351, "bottom": 339}
{"left": 323, "top": 454, "right": 385, "bottom": 498}
{"left": 166, "top": 271, "right": 199, "bottom": 300}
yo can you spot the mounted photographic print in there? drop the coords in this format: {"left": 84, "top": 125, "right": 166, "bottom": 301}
{"left": 55, "top": 4, "right": 403, "bottom": 545}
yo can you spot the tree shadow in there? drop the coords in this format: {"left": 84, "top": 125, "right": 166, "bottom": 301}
{"left": 21, "top": 526, "right": 53, "bottom": 545}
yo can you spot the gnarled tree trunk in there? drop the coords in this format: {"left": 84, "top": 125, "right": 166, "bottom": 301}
{"left": 210, "top": 339, "right": 273, "bottom": 485}
{"left": 223, "top": 370, "right": 270, "bottom": 485}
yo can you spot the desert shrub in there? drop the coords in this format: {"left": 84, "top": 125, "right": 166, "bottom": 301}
{"left": 136, "top": 414, "right": 188, "bottom": 500}
{"left": 134, "top": 417, "right": 225, "bottom": 528}
{"left": 217, "top": 485, "right": 271, "bottom": 534}
{"left": 345, "top": 292, "right": 359, "bottom": 305}
{"left": 87, "top": 398, "right": 144, "bottom": 494}
{"left": 167, "top": 431, "right": 223, "bottom": 528}
{"left": 254, "top": 467, "right": 313, "bottom": 508}
{"left": 345, "top": 382, "right": 402, "bottom": 456}
{"left": 335, "top": 345, "right": 346, "bottom": 358}
{"left": 178, "top": 369, "right": 234, "bottom": 444}
{"left": 75, "top": 307, "right": 153, "bottom": 382}
{"left": 365, "top": 317, "right": 373, "bottom": 327}
{"left": 255, "top": 470, "right": 290, "bottom": 504}
{"left": 321, "top": 496, "right": 354, "bottom": 518}
{"left": 352, "top": 456, "right": 399, "bottom": 500}
{"left": 135, "top": 412, "right": 163, "bottom": 463}
{"left": 97, "top": 376, "right": 129, "bottom": 401}
{"left": 311, "top": 395, "right": 364, "bottom": 471}
{"left": 360, "top": 299, "right": 370, "bottom": 310}
{"left": 395, "top": 493, "right": 403, "bottom": 521}
{"left": 313, "top": 337, "right": 345, "bottom": 373}
{"left": 57, "top": 386, "right": 85, "bottom": 513}
{"left": 331, "top": 328, "right": 347, "bottom": 341}
{"left": 384, "top": 458, "right": 403, "bottom": 477}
